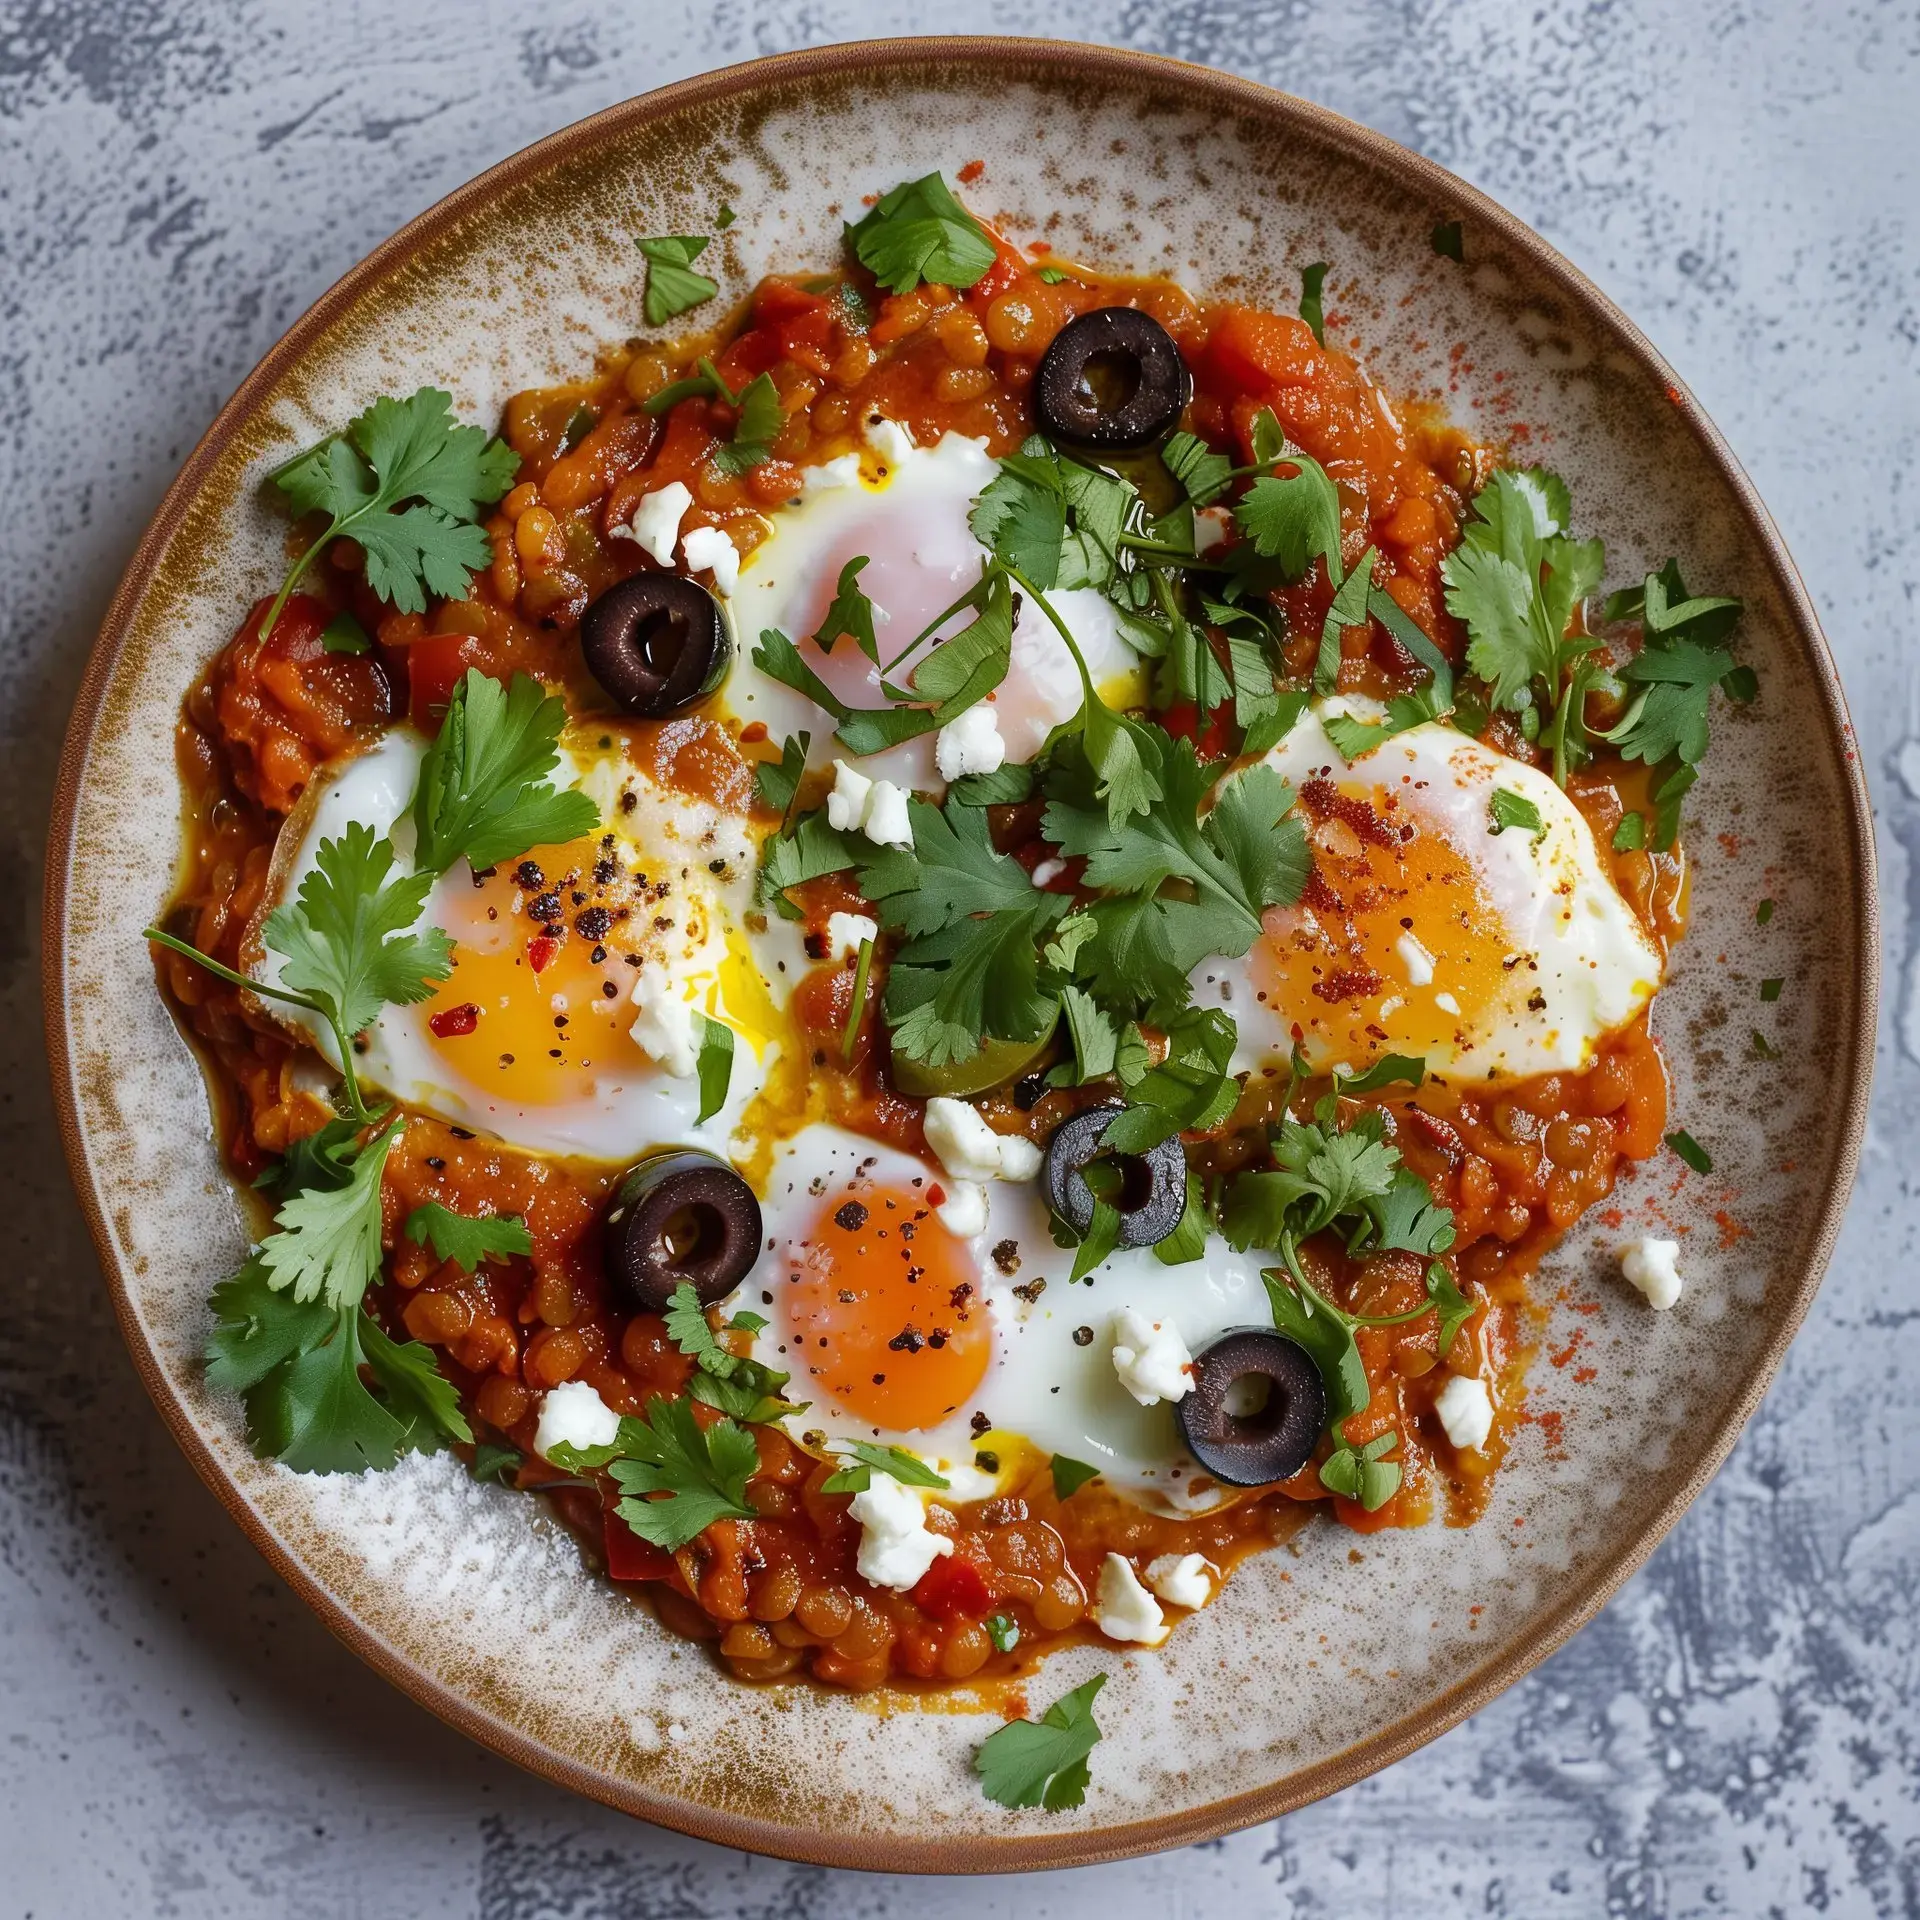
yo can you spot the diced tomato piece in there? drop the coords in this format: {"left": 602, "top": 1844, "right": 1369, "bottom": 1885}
{"left": 753, "top": 277, "right": 828, "bottom": 324}
{"left": 527, "top": 935, "right": 559, "bottom": 974}
{"left": 428, "top": 1003, "right": 480, "bottom": 1039}
{"left": 1160, "top": 700, "right": 1235, "bottom": 762}
{"left": 604, "top": 1503, "right": 672, "bottom": 1582}
{"left": 912, "top": 1554, "right": 992, "bottom": 1620}
{"left": 405, "top": 630, "right": 494, "bottom": 726}
{"left": 966, "top": 242, "right": 1027, "bottom": 307}
{"left": 1204, "top": 307, "right": 1321, "bottom": 397}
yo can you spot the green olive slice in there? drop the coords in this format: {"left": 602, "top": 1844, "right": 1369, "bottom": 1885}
{"left": 888, "top": 1011, "right": 1058, "bottom": 1100}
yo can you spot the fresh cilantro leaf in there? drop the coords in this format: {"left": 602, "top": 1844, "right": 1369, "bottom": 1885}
{"left": 609, "top": 1397, "right": 761, "bottom": 1550}
{"left": 358, "top": 1312, "right": 474, "bottom": 1447}
{"left": 1760, "top": 977, "right": 1784, "bottom": 1002}
{"left": 696, "top": 1017, "right": 734, "bottom": 1123}
{"left": 1321, "top": 591, "right": 1456, "bottom": 760}
{"left": 1162, "top": 430, "right": 1234, "bottom": 508}
{"left": 1333, "top": 1054, "right": 1426, "bottom": 1095}
{"left": 985, "top": 1612, "right": 1021, "bottom": 1652}
{"left": 1751, "top": 1028, "right": 1782, "bottom": 1061}
{"left": 849, "top": 172, "right": 996, "bottom": 294}
{"left": 821, "top": 1441, "right": 951, "bottom": 1494}
{"left": 1426, "top": 1262, "right": 1475, "bottom": 1357}
{"left": 757, "top": 808, "right": 857, "bottom": 918}
{"left": 1666, "top": 1129, "right": 1712, "bottom": 1174}
{"left": 636, "top": 233, "right": 719, "bottom": 326}
{"left": 1316, "top": 547, "right": 1376, "bottom": 692}
{"left": 1053, "top": 983, "right": 1122, "bottom": 1085}
{"left": 715, "top": 205, "right": 736, "bottom": 231}
{"left": 754, "top": 730, "right": 811, "bottom": 828}
{"left": 1431, "top": 220, "right": 1465, "bottom": 261}
{"left": 266, "top": 387, "right": 517, "bottom": 635}
{"left": 256, "top": 1120, "right": 402, "bottom": 1308}
{"left": 1051, "top": 1455, "right": 1100, "bottom": 1499}
{"left": 472, "top": 1442, "right": 523, "bottom": 1485}
{"left": 263, "top": 822, "right": 451, "bottom": 1044}
{"left": 1319, "top": 1428, "right": 1400, "bottom": 1510}
{"left": 403, "top": 1200, "right": 532, "bottom": 1272}
{"left": 1651, "top": 758, "right": 1695, "bottom": 850}
{"left": 1489, "top": 788, "right": 1544, "bottom": 837}
{"left": 663, "top": 1281, "right": 800, "bottom": 1426}
{"left": 321, "top": 610, "right": 370, "bottom": 654}
{"left": 1612, "top": 812, "right": 1647, "bottom": 852}
{"left": 1604, "top": 638, "right": 1739, "bottom": 765}
{"left": 1153, "top": 1172, "right": 1209, "bottom": 1267}
{"left": 950, "top": 761, "right": 1035, "bottom": 806}
{"left": 1067, "top": 1196, "right": 1123, "bottom": 1283}
{"left": 561, "top": 404, "right": 596, "bottom": 451}
{"left": 1233, "top": 452, "right": 1341, "bottom": 582}
{"left": 712, "top": 371, "right": 782, "bottom": 475}
{"left": 206, "top": 1257, "right": 336, "bottom": 1397}
{"left": 815, "top": 556, "right": 879, "bottom": 661}
{"left": 1258, "top": 1267, "right": 1368, "bottom": 1424}
{"left": 1101, "top": 1006, "right": 1240, "bottom": 1152}
{"left": 1756, "top": 897, "right": 1775, "bottom": 924}
{"left": 971, "top": 439, "right": 1135, "bottom": 592}
{"left": 1353, "top": 1166, "right": 1456, "bottom": 1259}
{"left": 409, "top": 669, "right": 599, "bottom": 875}
{"left": 1299, "top": 260, "right": 1329, "bottom": 346}
{"left": 254, "top": 1115, "right": 362, "bottom": 1200}
{"left": 975, "top": 1673, "right": 1108, "bottom": 1812}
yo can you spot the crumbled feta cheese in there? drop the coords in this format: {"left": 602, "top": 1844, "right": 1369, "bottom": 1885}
{"left": 923, "top": 1098, "right": 1041, "bottom": 1185}
{"left": 1194, "top": 505, "right": 1233, "bottom": 555}
{"left": 679, "top": 524, "right": 740, "bottom": 597}
{"left": 935, "top": 703, "right": 1006, "bottom": 781}
{"left": 826, "top": 758, "right": 874, "bottom": 832}
{"left": 863, "top": 411, "right": 916, "bottom": 468}
{"left": 826, "top": 911, "right": 878, "bottom": 959}
{"left": 1144, "top": 1552, "right": 1216, "bottom": 1610}
{"left": 1433, "top": 1373, "right": 1495, "bottom": 1451}
{"left": 1030, "top": 857, "right": 1066, "bottom": 888}
{"left": 1619, "top": 1236, "right": 1683, "bottom": 1310}
{"left": 801, "top": 451, "right": 864, "bottom": 493}
{"left": 629, "top": 960, "right": 702, "bottom": 1076}
{"left": 612, "top": 480, "right": 692, "bottom": 566}
{"left": 1110, "top": 1307, "right": 1194, "bottom": 1407}
{"left": 1094, "top": 1553, "right": 1168, "bottom": 1645}
{"left": 1434, "top": 990, "right": 1463, "bottom": 1016}
{"left": 848, "top": 1473, "right": 952, "bottom": 1590}
{"left": 1396, "top": 931, "right": 1437, "bottom": 987}
{"left": 533, "top": 1380, "right": 621, "bottom": 1459}
{"left": 936, "top": 1179, "right": 989, "bottom": 1238}
{"left": 862, "top": 778, "right": 914, "bottom": 849}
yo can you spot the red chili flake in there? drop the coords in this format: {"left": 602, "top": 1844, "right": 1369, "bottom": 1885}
{"left": 912, "top": 1554, "right": 992, "bottom": 1621}
{"left": 527, "top": 936, "right": 559, "bottom": 974}
{"left": 926, "top": 1183, "right": 946, "bottom": 1208}
{"left": 957, "top": 158, "right": 986, "bottom": 184}
{"left": 1312, "top": 966, "right": 1384, "bottom": 1004}
{"left": 428, "top": 1003, "right": 480, "bottom": 1038}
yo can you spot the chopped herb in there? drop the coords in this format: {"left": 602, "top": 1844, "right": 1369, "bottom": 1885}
{"left": 949, "top": 761, "right": 1035, "bottom": 807}
{"left": 636, "top": 233, "right": 719, "bottom": 326}
{"left": 1036, "top": 264, "right": 1070, "bottom": 284}
{"left": 696, "top": 1016, "right": 734, "bottom": 1123}
{"left": 1751, "top": 1029, "right": 1781, "bottom": 1061}
{"left": 985, "top": 1612, "right": 1021, "bottom": 1652}
{"left": 1488, "top": 788, "right": 1545, "bottom": 837}
{"left": 841, "top": 937, "right": 874, "bottom": 1064}
{"left": 320, "top": 610, "right": 370, "bottom": 654}
{"left": 753, "top": 730, "right": 811, "bottom": 829}
{"left": 662, "top": 1281, "right": 800, "bottom": 1425}
{"left": 1318, "top": 1428, "right": 1401, "bottom": 1510}
{"left": 1666, "top": 1130, "right": 1712, "bottom": 1174}
{"left": 1333, "top": 1053, "right": 1427, "bottom": 1095}
{"left": 715, "top": 204, "right": 736, "bottom": 230}
{"left": 1431, "top": 220, "right": 1465, "bottom": 262}
{"left": 1426, "top": 1262, "right": 1476, "bottom": 1356}
{"left": 1612, "top": 812, "right": 1647, "bottom": 852}
{"left": 470, "top": 1442, "right": 523, "bottom": 1486}
{"left": 609, "top": 1397, "right": 761, "bottom": 1550}
{"left": 821, "top": 1441, "right": 951, "bottom": 1494}
{"left": 1051, "top": 1454, "right": 1100, "bottom": 1500}
{"left": 1298, "top": 260, "right": 1330, "bottom": 346}
{"left": 403, "top": 1201, "right": 533, "bottom": 1273}
{"left": 974, "top": 1673, "right": 1108, "bottom": 1811}
{"left": 263, "top": 386, "right": 517, "bottom": 637}
{"left": 1756, "top": 897, "right": 1775, "bottom": 925}
{"left": 1233, "top": 450, "right": 1342, "bottom": 582}
{"left": 848, "top": 172, "right": 996, "bottom": 294}
{"left": 1760, "top": 977, "right": 1784, "bottom": 1003}
{"left": 815, "top": 555, "right": 879, "bottom": 661}
{"left": 712, "top": 370, "right": 783, "bottom": 475}
{"left": 561, "top": 403, "right": 596, "bottom": 450}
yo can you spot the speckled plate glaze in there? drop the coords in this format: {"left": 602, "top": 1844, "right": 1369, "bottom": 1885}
{"left": 43, "top": 38, "right": 1877, "bottom": 1872}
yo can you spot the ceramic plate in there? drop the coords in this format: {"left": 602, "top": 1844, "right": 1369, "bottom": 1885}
{"left": 43, "top": 38, "right": 1876, "bottom": 1871}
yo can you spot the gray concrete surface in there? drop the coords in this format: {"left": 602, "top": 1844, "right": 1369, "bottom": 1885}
{"left": 4, "top": 2, "right": 1916, "bottom": 1913}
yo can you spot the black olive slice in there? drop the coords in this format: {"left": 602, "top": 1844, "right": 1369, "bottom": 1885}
{"left": 603, "top": 1149, "right": 762, "bottom": 1312}
{"left": 1042, "top": 1103, "right": 1187, "bottom": 1250}
{"left": 1034, "top": 307, "right": 1193, "bottom": 452}
{"left": 1176, "top": 1328, "right": 1328, "bottom": 1487}
{"left": 579, "top": 574, "right": 730, "bottom": 717}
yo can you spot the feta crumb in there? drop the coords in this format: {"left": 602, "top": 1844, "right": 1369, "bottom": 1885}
{"left": 533, "top": 1380, "right": 621, "bottom": 1460}
{"left": 1144, "top": 1551, "right": 1216, "bottom": 1610}
{"left": 1396, "top": 931, "right": 1437, "bottom": 987}
{"left": 1434, "top": 990, "right": 1463, "bottom": 1016}
{"left": 1433, "top": 1373, "right": 1495, "bottom": 1451}
{"left": 801, "top": 451, "right": 864, "bottom": 493}
{"left": 679, "top": 524, "right": 740, "bottom": 597}
{"left": 863, "top": 411, "right": 916, "bottom": 468}
{"left": 1030, "top": 857, "right": 1066, "bottom": 888}
{"left": 861, "top": 778, "right": 914, "bottom": 849}
{"left": 935, "top": 703, "right": 1006, "bottom": 781}
{"left": 826, "top": 911, "right": 878, "bottom": 959}
{"left": 629, "top": 960, "right": 702, "bottom": 1076}
{"left": 923, "top": 1098, "right": 1040, "bottom": 1185}
{"left": 1194, "top": 505, "right": 1233, "bottom": 555}
{"left": 612, "top": 480, "right": 693, "bottom": 566}
{"left": 1619, "top": 1236, "right": 1683, "bottom": 1310}
{"left": 936, "top": 1179, "right": 989, "bottom": 1238}
{"left": 826, "top": 758, "right": 875, "bottom": 832}
{"left": 1094, "top": 1553, "right": 1168, "bottom": 1645}
{"left": 848, "top": 1473, "right": 952, "bottom": 1590}
{"left": 1110, "top": 1306, "right": 1195, "bottom": 1407}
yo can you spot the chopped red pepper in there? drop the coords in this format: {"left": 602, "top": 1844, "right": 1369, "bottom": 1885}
{"left": 527, "top": 935, "right": 559, "bottom": 974}
{"left": 912, "top": 1553, "right": 992, "bottom": 1620}
{"left": 603, "top": 1503, "right": 672, "bottom": 1582}
{"left": 428, "top": 1002, "right": 480, "bottom": 1039}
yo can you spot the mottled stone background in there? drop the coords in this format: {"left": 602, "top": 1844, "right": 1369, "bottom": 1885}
{"left": 3, "top": 1, "right": 1915, "bottom": 1913}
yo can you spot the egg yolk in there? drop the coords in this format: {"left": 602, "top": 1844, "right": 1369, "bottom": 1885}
{"left": 416, "top": 833, "right": 659, "bottom": 1107}
{"left": 1250, "top": 776, "right": 1518, "bottom": 1069}
{"left": 783, "top": 1182, "right": 990, "bottom": 1431}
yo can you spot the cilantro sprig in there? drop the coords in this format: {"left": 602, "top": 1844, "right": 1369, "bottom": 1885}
{"left": 975, "top": 1674, "right": 1108, "bottom": 1811}
{"left": 849, "top": 173, "right": 996, "bottom": 294}
{"left": 820, "top": 1441, "right": 950, "bottom": 1494}
{"left": 662, "top": 1281, "right": 802, "bottom": 1425}
{"left": 262, "top": 387, "right": 518, "bottom": 638}
{"left": 636, "top": 233, "right": 719, "bottom": 327}
{"left": 403, "top": 1201, "right": 532, "bottom": 1272}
